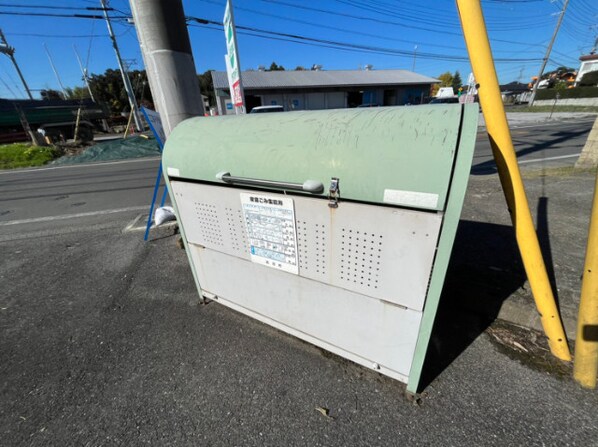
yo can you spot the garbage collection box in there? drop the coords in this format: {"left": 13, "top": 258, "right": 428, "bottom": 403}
{"left": 163, "top": 104, "right": 479, "bottom": 394}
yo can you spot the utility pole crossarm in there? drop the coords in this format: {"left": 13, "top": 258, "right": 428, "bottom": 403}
{"left": 0, "top": 29, "right": 33, "bottom": 100}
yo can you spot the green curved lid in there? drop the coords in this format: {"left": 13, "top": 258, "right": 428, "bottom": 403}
{"left": 163, "top": 104, "right": 479, "bottom": 211}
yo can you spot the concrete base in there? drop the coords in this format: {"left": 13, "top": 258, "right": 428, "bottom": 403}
{"left": 576, "top": 116, "right": 598, "bottom": 169}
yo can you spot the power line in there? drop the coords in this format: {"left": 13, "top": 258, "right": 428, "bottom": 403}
{"left": 188, "top": 18, "right": 542, "bottom": 63}
{"left": 0, "top": 11, "right": 128, "bottom": 20}
{"left": 259, "top": 0, "right": 554, "bottom": 40}
{"left": 0, "top": 1, "right": 575, "bottom": 69}
{"left": 334, "top": 0, "right": 552, "bottom": 32}
{"left": 0, "top": 3, "right": 113, "bottom": 10}
{"left": 197, "top": 0, "right": 469, "bottom": 52}
{"left": 257, "top": 0, "right": 462, "bottom": 36}
{"left": 0, "top": 74, "right": 18, "bottom": 98}
{"left": 5, "top": 32, "right": 106, "bottom": 38}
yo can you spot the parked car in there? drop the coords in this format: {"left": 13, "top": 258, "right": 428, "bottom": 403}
{"left": 250, "top": 105, "right": 284, "bottom": 113}
{"left": 429, "top": 97, "right": 459, "bottom": 104}
{"left": 430, "top": 96, "right": 459, "bottom": 104}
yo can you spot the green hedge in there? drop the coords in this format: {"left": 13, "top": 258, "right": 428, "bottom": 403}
{"left": 536, "top": 87, "right": 598, "bottom": 100}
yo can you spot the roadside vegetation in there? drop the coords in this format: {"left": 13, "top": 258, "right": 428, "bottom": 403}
{"left": 0, "top": 143, "right": 61, "bottom": 169}
{"left": 507, "top": 105, "right": 598, "bottom": 113}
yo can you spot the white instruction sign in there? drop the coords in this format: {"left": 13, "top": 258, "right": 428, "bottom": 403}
{"left": 141, "top": 107, "right": 166, "bottom": 148}
{"left": 240, "top": 193, "right": 298, "bottom": 274}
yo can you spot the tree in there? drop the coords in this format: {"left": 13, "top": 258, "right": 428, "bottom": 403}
{"left": 294, "top": 66, "right": 306, "bottom": 71}
{"left": 64, "top": 86, "right": 90, "bottom": 100}
{"left": 430, "top": 71, "right": 454, "bottom": 96}
{"left": 87, "top": 68, "right": 151, "bottom": 115}
{"left": 40, "top": 89, "right": 64, "bottom": 100}
{"left": 198, "top": 70, "right": 216, "bottom": 107}
{"left": 452, "top": 71, "right": 462, "bottom": 90}
{"left": 579, "top": 70, "right": 598, "bottom": 87}
{"left": 437, "top": 71, "right": 454, "bottom": 87}
{"left": 542, "top": 66, "right": 576, "bottom": 79}
{"left": 267, "top": 62, "right": 285, "bottom": 71}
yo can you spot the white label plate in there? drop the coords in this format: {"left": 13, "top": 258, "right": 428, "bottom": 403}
{"left": 166, "top": 167, "right": 180, "bottom": 177}
{"left": 383, "top": 189, "right": 439, "bottom": 209}
{"left": 240, "top": 193, "right": 299, "bottom": 274}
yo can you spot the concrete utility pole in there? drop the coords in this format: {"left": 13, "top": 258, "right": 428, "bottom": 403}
{"left": 0, "top": 29, "right": 33, "bottom": 100}
{"left": 100, "top": 0, "right": 143, "bottom": 131}
{"left": 129, "top": 0, "right": 205, "bottom": 137}
{"left": 529, "top": 0, "right": 570, "bottom": 107}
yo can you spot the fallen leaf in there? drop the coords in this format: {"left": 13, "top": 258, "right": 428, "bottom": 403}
{"left": 315, "top": 406, "right": 335, "bottom": 419}
{"left": 512, "top": 341, "right": 529, "bottom": 353}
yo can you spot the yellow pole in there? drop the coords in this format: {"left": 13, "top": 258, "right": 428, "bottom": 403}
{"left": 456, "top": 0, "right": 571, "bottom": 361}
{"left": 73, "top": 107, "right": 82, "bottom": 142}
{"left": 574, "top": 169, "right": 598, "bottom": 388}
{"left": 123, "top": 108, "right": 134, "bottom": 139}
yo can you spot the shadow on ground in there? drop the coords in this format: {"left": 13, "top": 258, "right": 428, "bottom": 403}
{"left": 418, "top": 219, "right": 527, "bottom": 390}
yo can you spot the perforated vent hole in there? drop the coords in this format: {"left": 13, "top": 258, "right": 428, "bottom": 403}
{"left": 296, "top": 221, "right": 327, "bottom": 276}
{"left": 296, "top": 221, "right": 306, "bottom": 269}
{"left": 194, "top": 202, "right": 223, "bottom": 246}
{"left": 314, "top": 223, "right": 327, "bottom": 275}
{"left": 340, "top": 228, "right": 382, "bottom": 288}
{"left": 225, "top": 207, "right": 247, "bottom": 253}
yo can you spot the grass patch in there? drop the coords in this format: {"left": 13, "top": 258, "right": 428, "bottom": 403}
{"left": 0, "top": 143, "right": 61, "bottom": 169}
{"left": 521, "top": 166, "right": 596, "bottom": 179}
{"left": 507, "top": 105, "right": 598, "bottom": 113}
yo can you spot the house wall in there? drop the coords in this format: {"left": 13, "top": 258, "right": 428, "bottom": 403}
{"left": 326, "top": 92, "right": 346, "bottom": 109}
{"left": 261, "top": 92, "right": 347, "bottom": 110}
{"left": 534, "top": 98, "right": 598, "bottom": 107}
{"left": 216, "top": 95, "right": 236, "bottom": 115}
{"left": 215, "top": 82, "right": 434, "bottom": 113}
{"left": 575, "top": 59, "right": 598, "bottom": 86}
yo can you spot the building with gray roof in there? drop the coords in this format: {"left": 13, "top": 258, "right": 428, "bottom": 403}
{"left": 211, "top": 69, "right": 439, "bottom": 114}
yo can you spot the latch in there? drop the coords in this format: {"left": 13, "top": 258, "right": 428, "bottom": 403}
{"left": 328, "top": 177, "right": 340, "bottom": 208}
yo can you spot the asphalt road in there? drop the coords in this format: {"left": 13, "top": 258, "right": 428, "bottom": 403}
{"left": 0, "top": 157, "right": 162, "bottom": 241}
{"left": 471, "top": 116, "right": 597, "bottom": 174}
{"left": 1, "top": 118, "right": 597, "bottom": 445}
{"left": 2, "top": 225, "right": 596, "bottom": 446}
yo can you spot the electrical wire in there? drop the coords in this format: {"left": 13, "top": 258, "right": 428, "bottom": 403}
{"left": 0, "top": 3, "right": 113, "bottom": 10}
{"left": 5, "top": 32, "right": 105, "bottom": 38}
{"left": 188, "top": 19, "right": 542, "bottom": 63}
{"left": 0, "top": 11, "right": 128, "bottom": 20}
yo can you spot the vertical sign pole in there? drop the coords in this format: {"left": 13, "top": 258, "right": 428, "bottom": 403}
{"left": 223, "top": 0, "right": 246, "bottom": 114}
{"left": 456, "top": 0, "right": 571, "bottom": 361}
{"left": 140, "top": 107, "right": 166, "bottom": 241}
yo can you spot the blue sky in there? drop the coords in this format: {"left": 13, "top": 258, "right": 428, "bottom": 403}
{"left": 0, "top": 0, "right": 596, "bottom": 99}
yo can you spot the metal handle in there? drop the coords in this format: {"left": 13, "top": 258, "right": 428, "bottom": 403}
{"left": 216, "top": 172, "right": 324, "bottom": 194}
